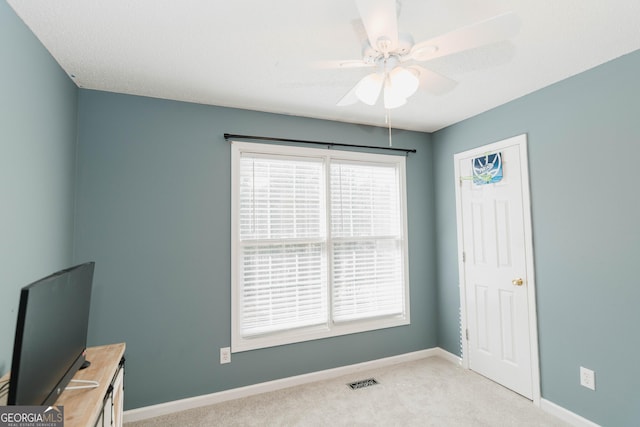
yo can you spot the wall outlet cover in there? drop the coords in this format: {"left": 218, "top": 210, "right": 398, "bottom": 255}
{"left": 580, "top": 366, "right": 595, "bottom": 390}
{"left": 220, "top": 347, "right": 231, "bottom": 364}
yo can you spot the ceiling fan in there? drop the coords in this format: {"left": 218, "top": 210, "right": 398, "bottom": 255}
{"left": 336, "top": 0, "right": 521, "bottom": 109}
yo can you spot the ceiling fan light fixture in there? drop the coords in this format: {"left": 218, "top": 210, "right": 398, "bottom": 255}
{"left": 388, "top": 66, "right": 420, "bottom": 99}
{"left": 383, "top": 76, "right": 407, "bottom": 109}
{"left": 355, "top": 73, "right": 384, "bottom": 105}
{"left": 383, "top": 88, "right": 407, "bottom": 109}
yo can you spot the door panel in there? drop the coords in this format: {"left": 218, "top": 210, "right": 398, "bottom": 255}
{"left": 495, "top": 200, "right": 512, "bottom": 267}
{"left": 499, "top": 289, "right": 515, "bottom": 363}
{"left": 475, "top": 284, "right": 489, "bottom": 352}
{"left": 471, "top": 202, "right": 486, "bottom": 264}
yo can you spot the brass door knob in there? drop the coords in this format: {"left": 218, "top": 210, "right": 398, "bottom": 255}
{"left": 512, "top": 278, "right": 524, "bottom": 286}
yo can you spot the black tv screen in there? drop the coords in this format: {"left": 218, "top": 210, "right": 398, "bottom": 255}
{"left": 8, "top": 262, "right": 94, "bottom": 406}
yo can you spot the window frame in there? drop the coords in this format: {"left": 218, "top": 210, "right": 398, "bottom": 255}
{"left": 231, "top": 141, "right": 410, "bottom": 352}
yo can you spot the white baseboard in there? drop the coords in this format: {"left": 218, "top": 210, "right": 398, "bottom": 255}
{"left": 124, "top": 347, "right": 441, "bottom": 423}
{"left": 540, "top": 398, "right": 601, "bottom": 427}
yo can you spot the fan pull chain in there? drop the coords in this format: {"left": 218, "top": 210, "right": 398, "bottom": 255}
{"left": 385, "top": 109, "right": 393, "bottom": 147}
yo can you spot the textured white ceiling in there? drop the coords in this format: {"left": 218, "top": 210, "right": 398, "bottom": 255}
{"left": 7, "top": 0, "right": 640, "bottom": 132}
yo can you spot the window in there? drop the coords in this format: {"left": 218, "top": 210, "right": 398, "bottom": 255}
{"left": 231, "top": 142, "right": 410, "bottom": 352}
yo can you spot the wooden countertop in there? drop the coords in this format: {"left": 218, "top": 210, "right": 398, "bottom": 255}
{"left": 59, "top": 343, "right": 125, "bottom": 427}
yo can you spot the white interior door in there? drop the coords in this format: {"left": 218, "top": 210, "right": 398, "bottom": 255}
{"left": 454, "top": 134, "right": 540, "bottom": 402}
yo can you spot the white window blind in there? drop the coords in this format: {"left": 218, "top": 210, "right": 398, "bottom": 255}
{"left": 330, "top": 161, "right": 404, "bottom": 323}
{"left": 232, "top": 142, "right": 409, "bottom": 352}
{"left": 239, "top": 155, "right": 327, "bottom": 337}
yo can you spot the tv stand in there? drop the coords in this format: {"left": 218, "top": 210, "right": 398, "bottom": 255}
{"left": 1, "top": 343, "right": 125, "bottom": 427}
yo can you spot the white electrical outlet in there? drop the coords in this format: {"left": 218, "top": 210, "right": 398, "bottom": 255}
{"left": 580, "top": 366, "right": 595, "bottom": 390}
{"left": 220, "top": 347, "right": 231, "bottom": 364}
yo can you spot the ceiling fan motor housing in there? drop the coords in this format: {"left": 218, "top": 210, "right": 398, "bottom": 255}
{"left": 362, "top": 32, "right": 414, "bottom": 64}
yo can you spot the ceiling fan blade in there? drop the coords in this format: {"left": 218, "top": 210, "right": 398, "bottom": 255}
{"left": 355, "top": 0, "right": 399, "bottom": 52}
{"left": 311, "top": 59, "right": 372, "bottom": 70}
{"left": 410, "top": 12, "right": 521, "bottom": 62}
{"left": 409, "top": 65, "right": 458, "bottom": 95}
{"left": 337, "top": 84, "right": 360, "bottom": 106}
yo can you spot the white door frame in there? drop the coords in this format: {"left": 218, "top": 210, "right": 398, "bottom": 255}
{"left": 453, "top": 134, "right": 541, "bottom": 405}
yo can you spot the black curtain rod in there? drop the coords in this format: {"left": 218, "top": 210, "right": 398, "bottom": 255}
{"left": 223, "top": 133, "right": 416, "bottom": 154}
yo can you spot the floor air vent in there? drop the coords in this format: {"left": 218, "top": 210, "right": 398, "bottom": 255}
{"left": 347, "top": 378, "right": 379, "bottom": 390}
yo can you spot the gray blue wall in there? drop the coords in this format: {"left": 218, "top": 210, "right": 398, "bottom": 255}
{"left": 433, "top": 49, "right": 640, "bottom": 426}
{"left": 0, "top": 2, "right": 78, "bottom": 374}
{"left": 74, "top": 90, "right": 436, "bottom": 409}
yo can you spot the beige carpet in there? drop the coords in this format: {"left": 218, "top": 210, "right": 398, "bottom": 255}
{"left": 126, "top": 357, "right": 568, "bottom": 426}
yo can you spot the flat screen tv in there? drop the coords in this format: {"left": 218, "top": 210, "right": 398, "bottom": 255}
{"left": 7, "top": 262, "right": 95, "bottom": 406}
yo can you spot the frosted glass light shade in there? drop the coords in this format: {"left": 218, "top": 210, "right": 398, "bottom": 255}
{"left": 388, "top": 67, "right": 419, "bottom": 99}
{"left": 355, "top": 73, "right": 384, "bottom": 105}
{"left": 347, "top": 66, "right": 419, "bottom": 109}
{"left": 383, "top": 77, "right": 407, "bottom": 109}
